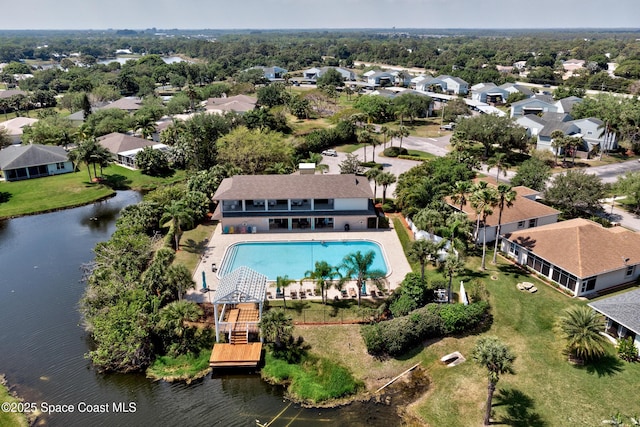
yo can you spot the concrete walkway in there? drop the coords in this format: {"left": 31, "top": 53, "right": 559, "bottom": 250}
{"left": 186, "top": 223, "right": 413, "bottom": 304}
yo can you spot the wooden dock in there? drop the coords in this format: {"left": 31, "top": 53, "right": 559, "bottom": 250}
{"left": 209, "top": 343, "right": 263, "bottom": 368}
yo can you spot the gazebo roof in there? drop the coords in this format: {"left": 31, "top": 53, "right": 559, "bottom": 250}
{"left": 212, "top": 266, "right": 267, "bottom": 305}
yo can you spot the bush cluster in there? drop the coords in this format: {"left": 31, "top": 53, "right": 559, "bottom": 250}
{"left": 383, "top": 147, "right": 408, "bottom": 157}
{"left": 362, "top": 301, "right": 490, "bottom": 356}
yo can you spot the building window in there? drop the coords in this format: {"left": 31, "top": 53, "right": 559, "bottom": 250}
{"left": 509, "top": 242, "right": 519, "bottom": 257}
{"left": 551, "top": 267, "right": 577, "bottom": 292}
{"left": 581, "top": 277, "right": 596, "bottom": 293}
{"left": 517, "top": 221, "right": 525, "bottom": 228}
{"left": 56, "top": 162, "right": 65, "bottom": 170}
{"left": 626, "top": 265, "right": 635, "bottom": 277}
{"left": 528, "top": 218, "right": 537, "bottom": 228}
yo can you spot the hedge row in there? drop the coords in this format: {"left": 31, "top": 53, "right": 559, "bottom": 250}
{"left": 361, "top": 301, "right": 490, "bottom": 356}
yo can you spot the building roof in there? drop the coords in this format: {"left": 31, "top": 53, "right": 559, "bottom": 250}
{"left": 512, "top": 98, "right": 554, "bottom": 109}
{"left": 588, "top": 289, "right": 640, "bottom": 335}
{"left": 97, "top": 132, "right": 156, "bottom": 155}
{"left": 539, "top": 120, "right": 581, "bottom": 138}
{"left": 0, "top": 117, "right": 38, "bottom": 135}
{"left": 213, "top": 266, "right": 267, "bottom": 305}
{"left": 0, "top": 144, "right": 68, "bottom": 170}
{"left": 66, "top": 110, "right": 86, "bottom": 121}
{"left": 556, "top": 96, "right": 583, "bottom": 113}
{"left": 505, "top": 218, "right": 640, "bottom": 278}
{"left": 0, "top": 89, "right": 27, "bottom": 99}
{"left": 213, "top": 174, "right": 374, "bottom": 201}
{"left": 100, "top": 97, "right": 142, "bottom": 111}
{"left": 541, "top": 112, "right": 572, "bottom": 122}
{"left": 448, "top": 185, "right": 559, "bottom": 228}
{"left": 518, "top": 114, "right": 547, "bottom": 126}
{"left": 206, "top": 94, "right": 257, "bottom": 112}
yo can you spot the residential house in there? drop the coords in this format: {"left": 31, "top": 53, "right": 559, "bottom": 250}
{"left": 0, "top": 89, "right": 27, "bottom": 100}
{"left": 416, "top": 75, "right": 468, "bottom": 95}
{"left": 503, "top": 218, "right": 640, "bottom": 297}
{"left": 100, "top": 97, "right": 143, "bottom": 113}
{"left": 510, "top": 97, "right": 557, "bottom": 118}
{"left": 470, "top": 83, "right": 509, "bottom": 104}
{"left": 389, "top": 70, "right": 412, "bottom": 87}
{"left": 246, "top": 66, "right": 288, "bottom": 81}
{"left": 205, "top": 94, "right": 257, "bottom": 114}
{"left": 0, "top": 117, "right": 38, "bottom": 144}
{"left": 212, "top": 174, "right": 376, "bottom": 233}
{"left": 499, "top": 82, "right": 533, "bottom": 98}
{"left": 588, "top": 289, "right": 640, "bottom": 352}
{"left": 536, "top": 119, "right": 581, "bottom": 153}
{"left": 446, "top": 185, "right": 560, "bottom": 244}
{"left": 97, "top": 132, "right": 168, "bottom": 169}
{"left": 555, "top": 96, "right": 582, "bottom": 114}
{"left": 571, "top": 117, "right": 614, "bottom": 152}
{"left": 0, "top": 144, "right": 73, "bottom": 181}
{"left": 367, "top": 71, "right": 395, "bottom": 87}
{"left": 302, "top": 67, "right": 355, "bottom": 83}
{"left": 516, "top": 114, "right": 547, "bottom": 137}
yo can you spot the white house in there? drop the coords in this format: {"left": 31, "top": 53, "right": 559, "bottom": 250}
{"left": 510, "top": 98, "right": 557, "bottom": 118}
{"left": 212, "top": 174, "right": 376, "bottom": 233}
{"left": 502, "top": 218, "right": 640, "bottom": 297}
{"left": 0, "top": 117, "right": 39, "bottom": 144}
{"left": 447, "top": 185, "right": 560, "bottom": 244}
{"left": 516, "top": 114, "right": 547, "bottom": 137}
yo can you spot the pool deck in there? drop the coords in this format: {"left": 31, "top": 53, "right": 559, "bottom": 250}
{"left": 186, "top": 224, "right": 412, "bottom": 304}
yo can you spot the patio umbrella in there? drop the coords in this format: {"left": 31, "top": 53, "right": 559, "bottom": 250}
{"left": 202, "top": 270, "right": 207, "bottom": 291}
{"left": 361, "top": 282, "right": 367, "bottom": 296}
{"left": 460, "top": 281, "right": 468, "bottom": 305}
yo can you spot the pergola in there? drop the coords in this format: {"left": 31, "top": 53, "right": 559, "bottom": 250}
{"left": 211, "top": 266, "right": 268, "bottom": 342}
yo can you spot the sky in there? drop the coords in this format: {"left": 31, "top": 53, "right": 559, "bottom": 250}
{"left": 1, "top": 0, "right": 639, "bottom": 30}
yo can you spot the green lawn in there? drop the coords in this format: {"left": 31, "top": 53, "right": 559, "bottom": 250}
{"left": 0, "top": 379, "right": 28, "bottom": 427}
{"left": 298, "top": 249, "right": 640, "bottom": 425}
{"left": 173, "top": 222, "right": 218, "bottom": 273}
{"left": 0, "top": 164, "right": 185, "bottom": 219}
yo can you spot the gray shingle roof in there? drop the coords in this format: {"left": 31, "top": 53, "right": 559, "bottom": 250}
{"left": 213, "top": 174, "right": 373, "bottom": 201}
{"left": 588, "top": 289, "right": 640, "bottom": 335}
{"left": 0, "top": 144, "right": 68, "bottom": 169}
{"left": 539, "top": 120, "right": 581, "bottom": 138}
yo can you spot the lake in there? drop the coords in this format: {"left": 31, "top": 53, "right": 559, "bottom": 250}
{"left": 0, "top": 191, "right": 404, "bottom": 427}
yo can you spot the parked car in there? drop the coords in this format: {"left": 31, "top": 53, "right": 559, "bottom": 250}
{"left": 321, "top": 149, "right": 338, "bottom": 157}
{"left": 440, "top": 122, "right": 456, "bottom": 131}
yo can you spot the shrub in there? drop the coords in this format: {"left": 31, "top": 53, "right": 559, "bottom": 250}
{"left": 383, "top": 147, "right": 408, "bottom": 157}
{"left": 617, "top": 337, "right": 638, "bottom": 362}
{"left": 389, "top": 293, "right": 418, "bottom": 317}
{"left": 361, "top": 302, "right": 490, "bottom": 356}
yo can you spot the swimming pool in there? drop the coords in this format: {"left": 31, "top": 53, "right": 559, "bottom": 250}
{"left": 219, "top": 240, "right": 389, "bottom": 281}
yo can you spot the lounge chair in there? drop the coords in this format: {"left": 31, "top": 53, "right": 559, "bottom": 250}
{"left": 349, "top": 288, "right": 357, "bottom": 298}
{"left": 300, "top": 290, "right": 306, "bottom": 299}
{"left": 266, "top": 291, "right": 273, "bottom": 299}
{"left": 290, "top": 291, "right": 298, "bottom": 300}
{"left": 341, "top": 289, "right": 348, "bottom": 298}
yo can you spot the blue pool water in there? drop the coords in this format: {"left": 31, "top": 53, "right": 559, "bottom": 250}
{"left": 219, "top": 240, "right": 388, "bottom": 280}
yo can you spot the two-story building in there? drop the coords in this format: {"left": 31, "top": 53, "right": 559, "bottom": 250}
{"left": 212, "top": 174, "right": 376, "bottom": 233}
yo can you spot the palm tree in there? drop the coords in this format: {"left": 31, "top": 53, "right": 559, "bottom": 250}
{"left": 451, "top": 180, "right": 473, "bottom": 211}
{"left": 470, "top": 181, "right": 489, "bottom": 241}
{"left": 136, "top": 114, "right": 157, "bottom": 140}
{"left": 441, "top": 251, "right": 465, "bottom": 303}
{"left": 377, "top": 171, "right": 396, "bottom": 205}
{"left": 471, "top": 187, "right": 498, "bottom": 270}
{"left": 445, "top": 211, "right": 472, "bottom": 254}
{"left": 164, "top": 264, "right": 196, "bottom": 300}
{"left": 491, "top": 184, "right": 517, "bottom": 265}
{"left": 259, "top": 308, "right": 293, "bottom": 349}
{"left": 487, "top": 152, "right": 510, "bottom": 183}
{"left": 365, "top": 168, "right": 382, "bottom": 202}
{"left": 396, "top": 125, "right": 409, "bottom": 149}
{"left": 157, "top": 300, "right": 203, "bottom": 355}
{"left": 275, "top": 275, "right": 295, "bottom": 309}
{"left": 160, "top": 201, "right": 194, "bottom": 251}
{"left": 303, "top": 261, "right": 340, "bottom": 304}
{"left": 379, "top": 125, "right": 389, "bottom": 150}
{"left": 413, "top": 208, "right": 442, "bottom": 241}
{"left": 556, "top": 305, "right": 608, "bottom": 362}
{"left": 340, "top": 250, "right": 384, "bottom": 307}
{"left": 72, "top": 138, "right": 103, "bottom": 181}
{"left": 551, "top": 130, "right": 565, "bottom": 166}
{"left": 408, "top": 239, "right": 442, "bottom": 282}
{"left": 472, "top": 336, "right": 516, "bottom": 426}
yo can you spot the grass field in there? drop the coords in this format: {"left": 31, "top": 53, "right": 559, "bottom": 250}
{"left": 173, "top": 222, "right": 218, "bottom": 273}
{"left": 0, "top": 378, "right": 28, "bottom": 427}
{"left": 0, "top": 164, "right": 185, "bottom": 219}
{"left": 146, "top": 349, "right": 211, "bottom": 383}
{"left": 297, "top": 253, "right": 640, "bottom": 426}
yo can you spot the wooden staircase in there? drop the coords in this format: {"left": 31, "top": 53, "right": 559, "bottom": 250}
{"left": 230, "top": 328, "right": 248, "bottom": 344}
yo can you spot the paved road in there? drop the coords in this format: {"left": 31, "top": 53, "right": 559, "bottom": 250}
{"left": 582, "top": 158, "right": 640, "bottom": 184}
